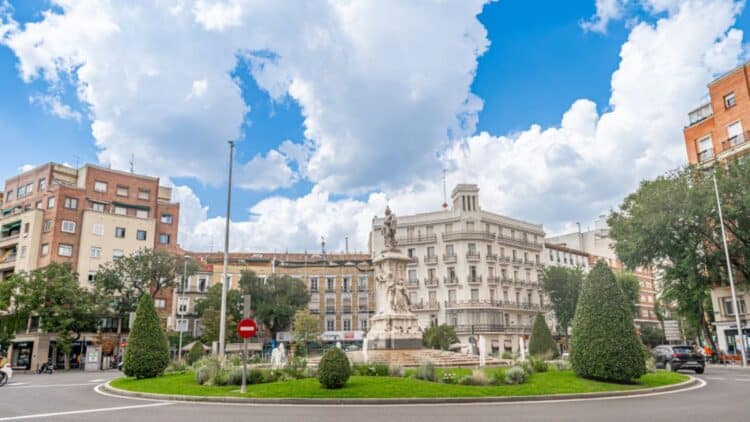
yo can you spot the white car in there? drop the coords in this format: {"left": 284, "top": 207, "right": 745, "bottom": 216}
{"left": 0, "top": 363, "right": 13, "bottom": 386}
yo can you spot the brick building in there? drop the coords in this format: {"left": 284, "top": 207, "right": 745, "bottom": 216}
{"left": 1, "top": 162, "right": 180, "bottom": 370}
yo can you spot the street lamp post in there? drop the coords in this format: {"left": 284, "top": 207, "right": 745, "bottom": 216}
{"left": 712, "top": 171, "right": 746, "bottom": 367}
{"left": 218, "top": 140, "right": 235, "bottom": 359}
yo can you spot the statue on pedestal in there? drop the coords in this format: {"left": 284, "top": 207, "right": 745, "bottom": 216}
{"left": 387, "top": 278, "right": 410, "bottom": 314}
{"left": 382, "top": 206, "right": 398, "bottom": 250}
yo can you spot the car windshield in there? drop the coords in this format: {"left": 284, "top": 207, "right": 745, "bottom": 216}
{"left": 672, "top": 347, "right": 692, "bottom": 354}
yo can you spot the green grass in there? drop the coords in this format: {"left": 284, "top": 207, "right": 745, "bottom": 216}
{"left": 110, "top": 369, "right": 688, "bottom": 399}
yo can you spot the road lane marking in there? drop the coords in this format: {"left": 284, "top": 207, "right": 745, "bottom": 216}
{"left": 0, "top": 402, "right": 172, "bottom": 421}
{"left": 735, "top": 378, "right": 750, "bottom": 382}
{"left": 705, "top": 377, "right": 725, "bottom": 380}
{"left": 7, "top": 382, "right": 28, "bottom": 386}
{"left": 7, "top": 383, "right": 97, "bottom": 389}
{"left": 88, "top": 379, "right": 107, "bottom": 383}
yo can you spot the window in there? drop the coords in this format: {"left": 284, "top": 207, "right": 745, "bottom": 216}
{"left": 136, "top": 209, "right": 148, "bottom": 219}
{"left": 471, "top": 288, "right": 479, "bottom": 301}
{"left": 445, "top": 223, "right": 453, "bottom": 233}
{"left": 114, "top": 206, "right": 127, "bottom": 215}
{"left": 5, "top": 191, "right": 11, "bottom": 201}
{"left": 343, "top": 319, "right": 351, "bottom": 331}
{"left": 448, "top": 267, "right": 456, "bottom": 280}
{"left": 41, "top": 243, "right": 49, "bottom": 256}
{"left": 358, "top": 276, "right": 367, "bottom": 291}
{"left": 310, "top": 277, "right": 319, "bottom": 292}
{"left": 727, "top": 121, "right": 743, "bottom": 145}
{"left": 198, "top": 277, "right": 208, "bottom": 292}
{"left": 724, "top": 92, "right": 736, "bottom": 108}
{"left": 19, "top": 245, "right": 26, "bottom": 258}
{"left": 360, "top": 319, "right": 368, "bottom": 330}
{"left": 61, "top": 220, "right": 76, "bottom": 233}
{"left": 23, "top": 222, "right": 29, "bottom": 235}
{"left": 92, "top": 223, "right": 104, "bottom": 236}
{"left": 94, "top": 181, "right": 108, "bottom": 193}
{"left": 446, "top": 244, "right": 455, "bottom": 256}
{"left": 160, "top": 214, "right": 173, "bottom": 224}
{"left": 327, "top": 277, "right": 335, "bottom": 291}
{"left": 113, "top": 249, "right": 124, "bottom": 259}
{"left": 326, "top": 319, "right": 335, "bottom": 331}
{"left": 697, "top": 136, "right": 713, "bottom": 161}
{"left": 178, "top": 298, "right": 189, "bottom": 314}
{"left": 722, "top": 297, "right": 747, "bottom": 315}
{"left": 92, "top": 202, "right": 105, "bottom": 212}
{"left": 35, "top": 201, "right": 42, "bottom": 209}
{"left": 90, "top": 247, "right": 102, "bottom": 258}
{"left": 38, "top": 178, "right": 46, "bottom": 191}
{"left": 448, "top": 289, "right": 456, "bottom": 304}
{"left": 43, "top": 220, "right": 52, "bottom": 232}
{"left": 427, "top": 246, "right": 435, "bottom": 257}
{"left": 58, "top": 244, "right": 73, "bottom": 257}
{"left": 136, "top": 230, "right": 147, "bottom": 241}
{"left": 138, "top": 189, "right": 150, "bottom": 200}
{"left": 88, "top": 272, "right": 96, "bottom": 284}
{"left": 407, "top": 248, "right": 415, "bottom": 258}
{"left": 64, "top": 197, "right": 78, "bottom": 209}
{"left": 154, "top": 299, "right": 166, "bottom": 309}
{"left": 47, "top": 196, "right": 55, "bottom": 209}
{"left": 115, "top": 227, "right": 126, "bottom": 238}
{"left": 159, "top": 233, "right": 170, "bottom": 244}
{"left": 408, "top": 269, "right": 417, "bottom": 283}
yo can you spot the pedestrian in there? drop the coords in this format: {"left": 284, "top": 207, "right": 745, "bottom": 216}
{"left": 703, "top": 345, "right": 712, "bottom": 363}
{"left": 0, "top": 352, "right": 8, "bottom": 368}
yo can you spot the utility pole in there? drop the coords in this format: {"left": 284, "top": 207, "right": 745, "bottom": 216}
{"left": 712, "top": 171, "right": 746, "bottom": 367}
{"left": 219, "top": 141, "right": 235, "bottom": 359}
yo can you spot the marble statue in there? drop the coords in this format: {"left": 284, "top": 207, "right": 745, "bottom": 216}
{"left": 381, "top": 206, "right": 398, "bottom": 250}
{"left": 270, "top": 343, "right": 287, "bottom": 369}
{"left": 387, "top": 277, "right": 411, "bottom": 314}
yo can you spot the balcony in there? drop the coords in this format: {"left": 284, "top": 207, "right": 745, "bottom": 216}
{"left": 407, "top": 256, "right": 419, "bottom": 266}
{"left": 486, "top": 253, "right": 498, "bottom": 263}
{"left": 698, "top": 149, "right": 714, "bottom": 163}
{"left": 410, "top": 301, "right": 440, "bottom": 311}
{"left": 497, "top": 234, "right": 543, "bottom": 250}
{"left": 443, "top": 230, "right": 496, "bottom": 242}
{"left": 512, "top": 258, "right": 524, "bottom": 266}
{"left": 0, "top": 234, "right": 20, "bottom": 249}
{"left": 444, "top": 276, "right": 459, "bottom": 286}
{"left": 523, "top": 258, "right": 535, "bottom": 266}
{"left": 325, "top": 309, "right": 336, "bottom": 314}
{"left": 309, "top": 308, "right": 320, "bottom": 315}
{"left": 444, "top": 299, "right": 497, "bottom": 309}
{"left": 467, "top": 275, "right": 482, "bottom": 285}
{"left": 325, "top": 288, "right": 336, "bottom": 293}
{"left": 424, "top": 278, "right": 439, "bottom": 288}
{"left": 501, "top": 277, "right": 513, "bottom": 285}
{"left": 407, "top": 279, "right": 420, "bottom": 289}
{"left": 687, "top": 103, "right": 713, "bottom": 126}
{"left": 443, "top": 254, "right": 457, "bottom": 264}
{"left": 452, "top": 324, "right": 533, "bottom": 334}
{"left": 358, "top": 306, "right": 371, "bottom": 313}
{"left": 466, "top": 251, "right": 481, "bottom": 262}
{"left": 487, "top": 276, "right": 500, "bottom": 285}
{"left": 720, "top": 131, "right": 750, "bottom": 158}
{"left": 396, "top": 234, "right": 437, "bottom": 245}
{"left": 423, "top": 255, "right": 438, "bottom": 265}
{"left": 498, "top": 256, "right": 511, "bottom": 264}
{"left": 342, "top": 306, "right": 352, "bottom": 314}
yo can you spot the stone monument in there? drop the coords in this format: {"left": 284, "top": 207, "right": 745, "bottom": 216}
{"left": 366, "top": 206, "right": 423, "bottom": 349}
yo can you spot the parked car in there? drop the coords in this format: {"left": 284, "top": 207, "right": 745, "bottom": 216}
{"left": 651, "top": 345, "right": 705, "bottom": 373}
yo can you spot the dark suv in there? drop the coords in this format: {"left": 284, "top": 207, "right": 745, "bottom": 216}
{"left": 651, "top": 345, "right": 705, "bottom": 373}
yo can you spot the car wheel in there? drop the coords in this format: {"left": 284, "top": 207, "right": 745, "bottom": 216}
{"left": 665, "top": 362, "right": 673, "bottom": 372}
{"left": 694, "top": 367, "right": 704, "bottom": 374}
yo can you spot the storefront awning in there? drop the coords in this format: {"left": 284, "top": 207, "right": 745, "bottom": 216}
{"left": 112, "top": 201, "right": 151, "bottom": 212}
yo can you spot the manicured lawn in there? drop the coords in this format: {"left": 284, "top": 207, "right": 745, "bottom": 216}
{"left": 111, "top": 370, "right": 688, "bottom": 399}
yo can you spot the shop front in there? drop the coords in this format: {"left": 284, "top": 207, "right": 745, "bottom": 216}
{"left": 10, "top": 341, "right": 33, "bottom": 370}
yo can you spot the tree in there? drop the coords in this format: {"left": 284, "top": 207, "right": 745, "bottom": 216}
{"left": 0, "top": 274, "right": 27, "bottom": 352}
{"left": 199, "top": 307, "right": 238, "bottom": 344}
{"left": 615, "top": 272, "right": 640, "bottom": 318}
{"left": 17, "top": 263, "right": 99, "bottom": 369}
{"left": 194, "top": 283, "right": 242, "bottom": 323}
{"left": 540, "top": 266, "right": 583, "bottom": 340}
{"left": 94, "top": 249, "right": 199, "bottom": 330}
{"left": 528, "top": 313, "right": 558, "bottom": 358}
{"left": 570, "top": 261, "right": 646, "bottom": 382}
{"left": 239, "top": 271, "right": 310, "bottom": 337}
{"left": 422, "top": 324, "right": 459, "bottom": 351}
{"left": 123, "top": 294, "right": 170, "bottom": 378}
{"left": 186, "top": 341, "right": 206, "bottom": 365}
{"left": 639, "top": 324, "right": 666, "bottom": 348}
{"left": 292, "top": 310, "right": 321, "bottom": 356}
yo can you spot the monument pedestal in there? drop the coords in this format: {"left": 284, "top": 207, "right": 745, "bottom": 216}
{"left": 366, "top": 313, "right": 423, "bottom": 350}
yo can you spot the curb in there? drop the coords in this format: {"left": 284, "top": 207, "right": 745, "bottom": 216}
{"left": 100, "top": 376, "right": 700, "bottom": 405}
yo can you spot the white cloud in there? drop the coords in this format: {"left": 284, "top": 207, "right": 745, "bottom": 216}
{"left": 581, "top": 0, "right": 629, "bottom": 33}
{"left": 29, "top": 94, "right": 82, "bottom": 121}
{"left": 235, "top": 149, "right": 296, "bottom": 191}
{"left": 18, "top": 164, "right": 34, "bottom": 173}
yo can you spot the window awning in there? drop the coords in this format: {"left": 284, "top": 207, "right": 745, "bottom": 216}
{"left": 1, "top": 221, "right": 21, "bottom": 234}
{"left": 112, "top": 201, "right": 151, "bottom": 212}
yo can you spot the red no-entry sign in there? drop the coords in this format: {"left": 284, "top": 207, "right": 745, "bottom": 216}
{"left": 237, "top": 319, "right": 258, "bottom": 339}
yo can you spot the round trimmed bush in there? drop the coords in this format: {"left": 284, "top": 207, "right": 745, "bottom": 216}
{"left": 123, "top": 294, "right": 170, "bottom": 379}
{"left": 528, "top": 313, "right": 558, "bottom": 358}
{"left": 505, "top": 366, "right": 527, "bottom": 385}
{"left": 570, "top": 261, "right": 646, "bottom": 383}
{"left": 317, "top": 347, "right": 351, "bottom": 389}
{"left": 186, "top": 342, "right": 205, "bottom": 365}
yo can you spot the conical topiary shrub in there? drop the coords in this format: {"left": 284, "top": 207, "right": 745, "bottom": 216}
{"left": 528, "top": 313, "right": 558, "bottom": 358}
{"left": 570, "top": 261, "right": 646, "bottom": 383}
{"left": 124, "top": 293, "right": 170, "bottom": 378}
{"left": 186, "top": 341, "right": 205, "bottom": 365}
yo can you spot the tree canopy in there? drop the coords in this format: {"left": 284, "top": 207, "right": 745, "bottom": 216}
{"left": 239, "top": 271, "right": 310, "bottom": 336}
{"left": 615, "top": 272, "right": 641, "bottom": 318}
{"left": 540, "top": 266, "right": 583, "bottom": 338}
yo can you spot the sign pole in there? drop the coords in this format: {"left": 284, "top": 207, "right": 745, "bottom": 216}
{"left": 241, "top": 295, "right": 250, "bottom": 394}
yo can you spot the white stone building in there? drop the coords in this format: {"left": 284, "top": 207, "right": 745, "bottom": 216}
{"left": 370, "top": 184, "right": 548, "bottom": 354}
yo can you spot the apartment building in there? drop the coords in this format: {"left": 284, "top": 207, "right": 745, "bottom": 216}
{"left": 546, "top": 217, "right": 660, "bottom": 328}
{"left": 193, "top": 252, "right": 375, "bottom": 343}
{"left": 683, "top": 63, "right": 750, "bottom": 355}
{"left": 171, "top": 255, "right": 214, "bottom": 339}
{"left": 371, "top": 184, "right": 548, "bottom": 354}
{"left": 543, "top": 242, "right": 590, "bottom": 271}
{"left": 1, "top": 162, "right": 180, "bottom": 370}
{"left": 684, "top": 60, "right": 750, "bottom": 166}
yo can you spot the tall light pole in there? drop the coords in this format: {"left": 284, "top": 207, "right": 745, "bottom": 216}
{"left": 177, "top": 255, "right": 189, "bottom": 361}
{"left": 219, "top": 140, "right": 235, "bottom": 359}
{"left": 712, "top": 170, "right": 746, "bottom": 367}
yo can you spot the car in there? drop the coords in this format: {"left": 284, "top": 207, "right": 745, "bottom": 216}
{"left": 651, "top": 345, "right": 705, "bottom": 373}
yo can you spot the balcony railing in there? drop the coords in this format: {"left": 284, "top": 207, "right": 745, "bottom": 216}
{"left": 342, "top": 306, "right": 352, "bottom": 314}
{"left": 444, "top": 276, "right": 459, "bottom": 286}
{"left": 309, "top": 309, "right": 320, "bottom": 315}
{"left": 486, "top": 253, "right": 498, "bottom": 263}
{"left": 325, "top": 309, "right": 336, "bottom": 314}
{"left": 698, "top": 149, "right": 714, "bottom": 162}
{"left": 467, "top": 275, "right": 482, "bottom": 285}
{"left": 498, "top": 256, "right": 511, "bottom": 264}
{"left": 407, "top": 280, "right": 420, "bottom": 289}
{"left": 396, "top": 234, "right": 437, "bottom": 245}
{"left": 512, "top": 258, "right": 524, "bottom": 265}
{"left": 423, "top": 255, "right": 438, "bottom": 265}
{"left": 444, "top": 299, "right": 548, "bottom": 312}
{"left": 443, "top": 254, "right": 457, "bottom": 264}
{"left": 497, "top": 234, "right": 543, "bottom": 249}
{"left": 424, "top": 278, "right": 439, "bottom": 288}
{"left": 487, "top": 276, "right": 500, "bottom": 285}
{"left": 466, "top": 252, "right": 481, "bottom": 262}
{"left": 501, "top": 277, "right": 513, "bottom": 285}
{"left": 721, "top": 130, "right": 750, "bottom": 153}
{"left": 410, "top": 301, "right": 440, "bottom": 311}
{"left": 443, "top": 230, "right": 496, "bottom": 242}
{"left": 452, "top": 324, "right": 533, "bottom": 334}
{"left": 407, "top": 256, "right": 418, "bottom": 265}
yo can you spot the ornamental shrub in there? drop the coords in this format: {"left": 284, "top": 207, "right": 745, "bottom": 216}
{"left": 529, "top": 356, "right": 549, "bottom": 373}
{"left": 415, "top": 361, "right": 437, "bottom": 382}
{"left": 123, "top": 294, "right": 170, "bottom": 379}
{"left": 458, "top": 369, "right": 489, "bottom": 386}
{"left": 529, "top": 313, "right": 558, "bottom": 358}
{"left": 570, "top": 261, "right": 647, "bottom": 383}
{"left": 317, "top": 347, "right": 351, "bottom": 389}
{"left": 505, "top": 366, "right": 527, "bottom": 384}
{"left": 186, "top": 342, "right": 205, "bottom": 365}
{"left": 248, "top": 368, "right": 266, "bottom": 384}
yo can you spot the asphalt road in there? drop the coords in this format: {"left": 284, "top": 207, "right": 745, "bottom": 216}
{"left": 1, "top": 366, "right": 749, "bottom": 421}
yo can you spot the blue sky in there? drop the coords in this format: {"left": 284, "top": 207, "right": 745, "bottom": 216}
{"left": 0, "top": 1, "right": 747, "bottom": 251}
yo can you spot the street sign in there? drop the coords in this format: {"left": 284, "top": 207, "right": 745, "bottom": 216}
{"left": 663, "top": 320, "right": 682, "bottom": 342}
{"left": 120, "top": 339, "right": 127, "bottom": 348}
{"left": 176, "top": 318, "right": 189, "bottom": 333}
{"left": 237, "top": 318, "right": 258, "bottom": 339}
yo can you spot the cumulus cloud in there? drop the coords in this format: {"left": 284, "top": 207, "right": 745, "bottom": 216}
{"left": 581, "top": 0, "right": 629, "bottom": 33}
{"left": 235, "top": 149, "right": 296, "bottom": 191}
{"left": 29, "top": 94, "right": 82, "bottom": 121}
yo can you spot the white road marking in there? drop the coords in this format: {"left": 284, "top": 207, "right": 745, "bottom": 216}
{"left": 735, "top": 378, "right": 750, "bottom": 382}
{"left": 7, "top": 382, "right": 28, "bottom": 386}
{"left": 88, "top": 379, "right": 107, "bottom": 383}
{"left": 7, "top": 383, "right": 96, "bottom": 389}
{"left": 0, "top": 402, "right": 172, "bottom": 421}
{"left": 705, "top": 377, "right": 725, "bottom": 380}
